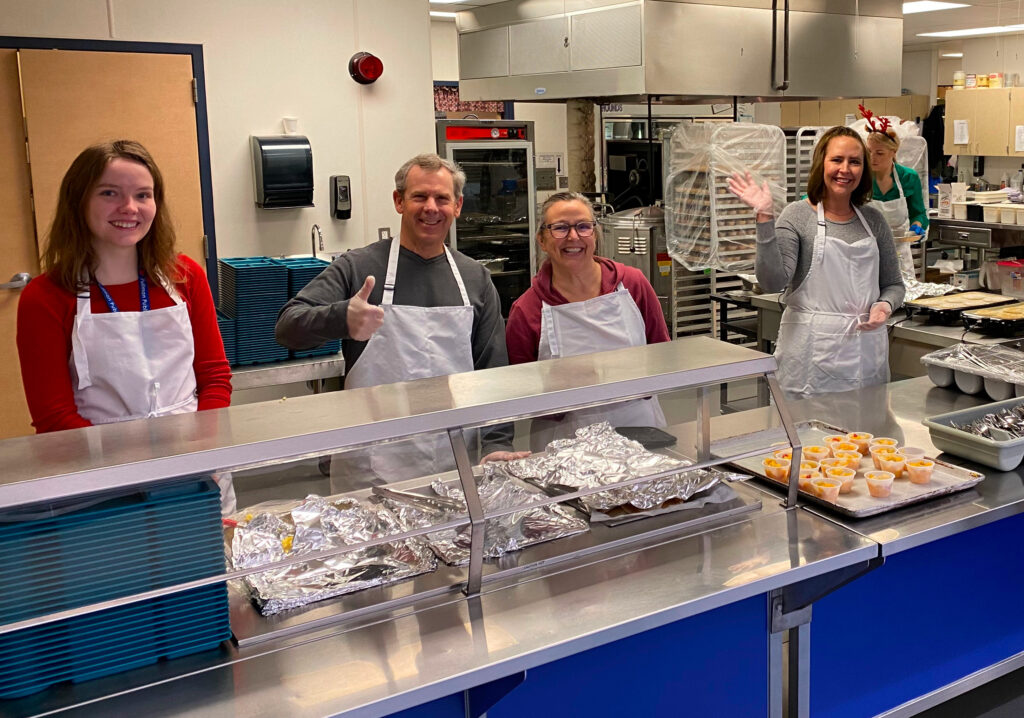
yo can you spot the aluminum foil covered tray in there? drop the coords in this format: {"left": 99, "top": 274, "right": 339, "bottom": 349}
{"left": 502, "top": 422, "right": 730, "bottom": 518}
{"left": 375, "top": 470, "right": 589, "bottom": 565}
{"left": 228, "top": 495, "right": 436, "bottom": 616}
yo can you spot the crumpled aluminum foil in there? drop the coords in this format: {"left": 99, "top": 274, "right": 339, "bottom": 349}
{"left": 501, "top": 422, "right": 724, "bottom": 513}
{"left": 229, "top": 495, "right": 436, "bottom": 616}
{"left": 375, "top": 472, "right": 589, "bottom": 566}
{"left": 902, "top": 274, "right": 957, "bottom": 303}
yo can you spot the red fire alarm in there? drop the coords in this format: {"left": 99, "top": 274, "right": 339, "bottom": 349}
{"left": 348, "top": 52, "right": 383, "bottom": 85}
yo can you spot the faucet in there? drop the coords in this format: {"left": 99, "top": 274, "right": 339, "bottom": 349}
{"left": 311, "top": 224, "right": 323, "bottom": 259}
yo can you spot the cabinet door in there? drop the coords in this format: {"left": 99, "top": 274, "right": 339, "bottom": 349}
{"left": 1008, "top": 89, "right": 1024, "bottom": 158}
{"left": 818, "top": 100, "right": 844, "bottom": 127}
{"left": 798, "top": 101, "right": 820, "bottom": 127}
{"left": 973, "top": 88, "right": 1011, "bottom": 156}
{"left": 510, "top": 17, "right": 568, "bottom": 75}
{"left": 19, "top": 50, "right": 206, "bottom": 266}
{"left": 0, "top": 50, "right": 38, "bottom": 439}
{"left": 943, "top": 90, "right": 973, "bottom": 155}
{"left": 570, "top": 4, "right": 642, "bottom": 71}
{"left": 884, "top": 96, "right": 912, "bottom": 121}
{"left": 459, "top": 27, "right": 509, "bottom": 79}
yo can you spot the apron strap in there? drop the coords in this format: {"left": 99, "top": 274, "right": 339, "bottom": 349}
{"left": 381, "top": 239, "right": 470, "bottom": 307}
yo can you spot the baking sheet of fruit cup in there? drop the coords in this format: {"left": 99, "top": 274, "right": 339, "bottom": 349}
{"left": 714, "top": 420, "right": 984, "bottom": 518}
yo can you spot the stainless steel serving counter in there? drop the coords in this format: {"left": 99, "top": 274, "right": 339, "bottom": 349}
{"left": 928, "top": 216, "right": 1024, "bottom": 249}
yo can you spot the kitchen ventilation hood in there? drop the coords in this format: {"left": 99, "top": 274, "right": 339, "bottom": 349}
{"left": 455, "top": 0, "right": 903, "bottom": 103}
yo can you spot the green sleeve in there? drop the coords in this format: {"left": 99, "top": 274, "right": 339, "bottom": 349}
{"left": 897, "top": 163, "right": 928, "bottom": 229}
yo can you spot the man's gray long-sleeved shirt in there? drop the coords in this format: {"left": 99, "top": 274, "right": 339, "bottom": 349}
{"left": 754, "top": 200, "right": 906, "bottom": 310}
{"left": 275, "top": 238, "right": 511, "bottom": 452}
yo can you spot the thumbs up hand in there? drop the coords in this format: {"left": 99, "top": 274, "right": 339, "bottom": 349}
{"left": 347, "top": 276, "right": 384, "bottom": 341}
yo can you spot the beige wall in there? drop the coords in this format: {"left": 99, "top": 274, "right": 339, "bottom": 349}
{"left": 430, "top": 17, "right": 459, "bottom": 82}
{"left": 1, "top": 0, "right": 436, "bottom": 259}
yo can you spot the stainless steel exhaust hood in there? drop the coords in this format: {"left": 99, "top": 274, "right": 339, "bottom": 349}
{"left": 456, "top": 0, "right": 903, "bottom": 103}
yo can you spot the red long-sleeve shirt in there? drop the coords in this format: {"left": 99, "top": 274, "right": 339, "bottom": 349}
{"left": 16, "top": 254, "right": 232, "bottom": 433}
{"left": 505, "top": 256, "right": 670, "bottom": 365}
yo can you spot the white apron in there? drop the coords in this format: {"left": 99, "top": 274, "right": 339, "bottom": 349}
{"left": 873, "top": 163, "right": 916, "bottom": 279}
{"left": 774, "top": 204, "right": 890, "bottom": 400}
{"left": 530, "top": 281, "right": 666, "bottom": 452}
{"left": 69, "top": 273, "right": 236, "bottom": 514}
{"left": 331, "top": 239, "right": 475, "bottom": 491}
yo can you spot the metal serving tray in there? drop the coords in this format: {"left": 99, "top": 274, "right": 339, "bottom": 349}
{"left": 905, "top": 291, "right": 1014, "bottom": 325}
{"left": 961, "top": 302, "right": 1024, "bottom": 336}
{"left": 715, "top": 420, "right": 984, "bottom": 518}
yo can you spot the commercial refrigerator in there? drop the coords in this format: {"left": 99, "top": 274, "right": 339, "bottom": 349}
{"left": 436, "top": 119, "right": 537, "bottom": 317}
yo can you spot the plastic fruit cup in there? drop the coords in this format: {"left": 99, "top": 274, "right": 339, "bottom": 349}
{"left": 773, "top": 448, "right": 793, "bottom": 462}
{"left": 869, "top": 437, "right": 899, "bottom": 449}
{"left": 879, "top": 454, "right": 906, "bottom": 479}
{"left": 798, "top": 471, "right": 819, "bottom": 491}
{"left": 823, "top": 435, "right": 847, "bottom": 455}
{"left": 870, "top": 445, "right": 898, "bottom": 470}
{"left": 799, "top": 459, "right": 820, "bottom": 472}
{"left": 824, "top": 466, "right": 856, "bottom": 493}
{"left": 803, "top": 445, "right": 831, "bottom": 463}
{"left": 812, "top": 478, "right": 841, "bottom": 502}
{"left": 818, "top": 457, "right": 845, "bottom": 473}
{"left": 834, "top": 450, "right": 863, "bottom": 470}
{"left": 906, "top": 459, "right": 936, "bottom": 484}
{"left": 834, "top": 441, "right": 861, "bottom": 457}
{"left": 763, "top": 457, "right": 791, "bottom": 481}
{"left": 898, "top": 446, "right": 927, "bottom": 460}
{"left": 845, "top": 432, "right": 873, "bottom": 454}
{"left": 865, "top": 471, "right": 895, "bottom": 497}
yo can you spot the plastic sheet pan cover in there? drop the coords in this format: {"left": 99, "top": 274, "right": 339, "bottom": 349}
{"left": 664, "top": 122, "right": 786, "bottom": 273}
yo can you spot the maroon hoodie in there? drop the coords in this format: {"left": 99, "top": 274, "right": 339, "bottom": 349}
{"left": 505, "top": 256, "right": 670, "bottom": 365}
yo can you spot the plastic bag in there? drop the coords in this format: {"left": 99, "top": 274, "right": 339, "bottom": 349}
{"left": 664, "top": 122, "right": 786, "bottom": 272}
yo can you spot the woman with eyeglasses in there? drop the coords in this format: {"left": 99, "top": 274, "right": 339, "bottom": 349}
{"left": 506, "top": 191, "right": 670, "bottom": 450}
{"left": 729, "top": 126, "right": 904, "bottom": 400}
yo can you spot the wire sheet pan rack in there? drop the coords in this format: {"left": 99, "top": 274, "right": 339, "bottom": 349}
{"left": 713, "top": 420, "right": 984, "bottom": 518}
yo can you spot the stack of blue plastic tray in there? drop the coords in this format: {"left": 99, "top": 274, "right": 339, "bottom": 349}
{"left": 271, "top": 257, "right": 341, "bottom": 359}
{"left": 218, "top": 257, "right": 289, "bottom": 366}
{"left": 0, "top": 478, "right": 230, "bottom": 699}
{"left": 216, "top": 312, "right": 236, "bottom": 365}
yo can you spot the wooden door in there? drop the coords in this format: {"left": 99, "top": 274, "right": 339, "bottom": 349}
{"left": 19, "top": 49, "right": 206, "bottom": 265}
{"left": 0, "top": 50, "right": 39, "bottom": 438}
{"left": 943, "top": 90, "right": 973, "bottom": 155}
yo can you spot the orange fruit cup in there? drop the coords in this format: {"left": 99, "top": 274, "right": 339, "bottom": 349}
{"left": 824, "top": 466, "right": 856, "bottom": 493}
{"left": 869, "top": 437, "right": 899, "bottom": 449}
{"left": 812, "top": 478, "right": 841, "bottom": 502}
{"left": 803, "top": 445, "right": 831, "bottom": 463}
{"left": 762, "top": 457, "right": 791, "bottom": 481}
{"left": 798, "top": 470, "right": 819, "bottom": 491}
{"left": 845, "top": 432, "right": 873, "bottom": 454}
{"left": 879, "top": 454, "right": 906, "bottom": 479}
{"left": 834, "top": 450, "right": 863, "bottom": 470}
{"left": 865, "top": 470, "right": 895, "bottom": 497}
{"left": 773, "top": 448, "right": 793, "bottom": 462}
{"left": 906, "top": 459, "right": 935, "bottom": 485}
{"left": 869, "top": 445, "right": 898, "bottom": 470}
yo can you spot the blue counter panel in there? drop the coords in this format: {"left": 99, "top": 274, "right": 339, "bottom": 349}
{"left": 811, "top": 512, "right": 1024, "bottom": 717}
{"left": 389, "top": 593, "right": 770, "bottom": 718}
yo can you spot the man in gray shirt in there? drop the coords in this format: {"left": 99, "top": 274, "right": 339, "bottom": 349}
{"left": 276, "top": 153, "right": 519, "bottom": 461}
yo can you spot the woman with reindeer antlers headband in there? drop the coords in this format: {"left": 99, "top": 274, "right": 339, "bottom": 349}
{"left": 860, "top": 104, "right": 929, "bottom": 280}
{"left": 728, "top": 126, "right": 905, "bottom": 400}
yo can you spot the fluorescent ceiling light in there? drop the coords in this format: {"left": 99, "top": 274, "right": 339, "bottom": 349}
{"left": 919, "top": 24, "right": 1024, "bottom": 38}
{"left": 903, "top": 1, "right": 970, "bottom": 13}
{"left": 941, "top": 52, "right": 964, "bottom": 58}
{"left": 430, "top": 11, "right": 458, "bottom": 18}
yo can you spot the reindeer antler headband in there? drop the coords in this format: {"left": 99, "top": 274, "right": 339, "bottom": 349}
{"left": 859, "top": 104, "right": 893, "bottom": 137}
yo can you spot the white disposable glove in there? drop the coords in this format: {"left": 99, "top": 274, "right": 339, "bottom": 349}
{"left": 727, "top": 171, "right": 774, "bottom": 219}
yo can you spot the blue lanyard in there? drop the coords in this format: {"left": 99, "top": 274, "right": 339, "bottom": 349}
{"left": 94, "top": 273, "right": 150, "bottom": 313}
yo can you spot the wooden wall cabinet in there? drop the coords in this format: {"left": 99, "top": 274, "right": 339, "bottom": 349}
{"left": 780, "top": 95, "right": 929, "bottom": 130}
{"left": 943, "top": 88, "right": 1012, "bottom": 156}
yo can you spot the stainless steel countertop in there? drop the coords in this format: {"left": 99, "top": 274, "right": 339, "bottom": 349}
{"left": 231, "top": 355, "right": 344, "bottom": 391}
{"left": 7, "top": 480, "right": 877, "bottom": 718}
{"left": 706, "top": 377, "right": 1024, "bottom": 556}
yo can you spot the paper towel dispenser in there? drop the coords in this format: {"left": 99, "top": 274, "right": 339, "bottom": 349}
{"left": 251, "top": 135, "right": 314, "bottom": 209}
